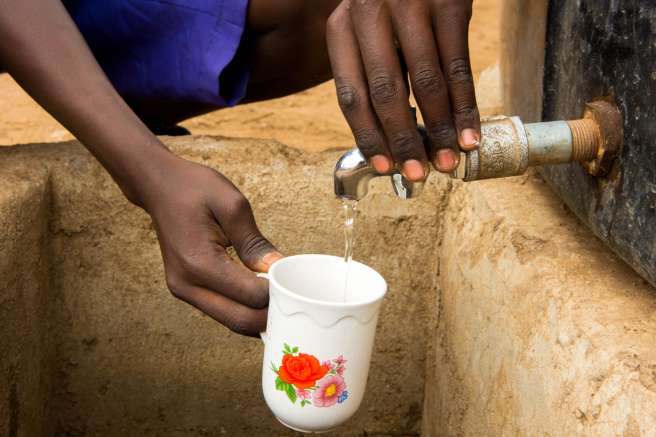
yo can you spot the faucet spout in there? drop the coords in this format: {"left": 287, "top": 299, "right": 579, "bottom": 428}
{"left": 334, "top": 149, "right": 424, "bottom": 201}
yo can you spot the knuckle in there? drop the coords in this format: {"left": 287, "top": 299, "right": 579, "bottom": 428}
{"left": 369, "top": 73, "right": 399, "bottom": 106}
{"left": 426, "top": 122, "right": 457, "bottom": 147}
{"left": 453, "top": 105, "right": 477, "bottom": 122}
{"left": 389, "top": 130, "right": 421, "bottom": 160}
{"left": 177, "top": 251, "right": 205, "bottom": 279}
{"left": 435, "top": 0, "right": 471, "bottom": 15}
{"left": 165, "top": 272, "right": 186, "bottom": 299}
{"left": 411, "top": 67, "right": 444, "bottom": 97}
{"left": 353, "top": 127, "right": 382, "bottom": 157}
{"left": 225, "top": 193, "right": 252, "bottom": 219}
{"left": 335, "top": 83, "right": 360, "bottom": 113}
{"left": 351, "top": 0, "right": 380, "bottom": 13}
{"left": 446, "top": 58, "right": 473, "bottom": 85}
{"left": 326, "top": 8, "right": 346, "bottom": 35}
{"left": 227, "top": 309, "right": 258, "bottom": 336}
{"left": 247, "top": 290, "right": 269, "bottom": 310}
{"left": 238, "top": 232, "right": 272, "bottom": 262}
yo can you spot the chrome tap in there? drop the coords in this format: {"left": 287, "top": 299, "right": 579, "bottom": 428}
{"left": 333, "top": 149, "right": 424, "bottom": 201}
{"left": 334, "top": 101, "right": 622, "bottom": 201}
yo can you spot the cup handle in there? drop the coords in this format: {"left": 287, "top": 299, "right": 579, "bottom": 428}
{"left": 257, "top": 272, "right": 269, "bottom": 344}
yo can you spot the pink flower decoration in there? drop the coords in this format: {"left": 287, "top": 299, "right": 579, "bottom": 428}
{"left": 296, "top": 388, "right": 311, "bottom": 400}
{"left": 334, "top": 355, "right": 347, "bottom": 366}
{"left": 322, "top": 360, "right": 334, "bottom": 370}
{"left": 336, "top": 365, "right": 345, "bottom": 376}
{"left": 312, "top": 375, "right": 346, "bottom": 407}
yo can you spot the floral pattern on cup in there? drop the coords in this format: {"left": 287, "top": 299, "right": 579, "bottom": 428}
{"left": 270, "top": 343, "right": 348, "bottom": 408}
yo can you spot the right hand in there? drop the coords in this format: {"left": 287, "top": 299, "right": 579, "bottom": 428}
{"left": 0, "top": 0, "right": 283, "bottom": 337}
{"left": 136, "top": 153, "right": 283, "bottom": 337}
{"left": 326, "top": 0, "right": 480, "bottom": 180}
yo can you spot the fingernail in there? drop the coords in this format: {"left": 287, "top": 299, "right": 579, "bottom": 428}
{"left": 437, "top": 149, "right": 457, "bottom": 171}
{"left": 402, "top": 160, "right": 425, "bottom": 181}
{"left": 371, "top": 155, "right": 392, "bottom": 173}
{"left": 261, "top": 252, "right": 284, "bottom": 271}
{"left": 461, "top": 128, "right": 480, "bottom": 149}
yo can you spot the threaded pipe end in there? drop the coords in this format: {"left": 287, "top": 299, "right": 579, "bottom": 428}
{"left": 568, "top": 119, "right": 601, "bottom": 161}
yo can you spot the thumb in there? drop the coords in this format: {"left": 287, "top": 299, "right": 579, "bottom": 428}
{"left": 211, "top": 192, "right": 284, "bottom": 273}
{"left": 251, "top": 249, "right": 285, "bottom": 273}
{"left": 233, "top": 230, "right": 284, "bottom": 273}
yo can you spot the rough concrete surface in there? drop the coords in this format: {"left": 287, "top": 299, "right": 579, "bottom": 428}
{"left": 3, "top": 141, "right": 656, "bottom": 437}
{"left": 0, "top": 136, "right": 446, "bottom": 436}
{"left": 0, "top": 160, "right": 54, "bottom": 437}
{"left": 422, "top": 173, "right": 656, "bottom": 437}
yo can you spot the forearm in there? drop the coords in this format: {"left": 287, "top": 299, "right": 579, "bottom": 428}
{"left": 0, "top": 0, "right": 174, "bottom": 204}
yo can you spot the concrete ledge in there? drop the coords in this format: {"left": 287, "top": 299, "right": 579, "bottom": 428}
{"left": 0, "top": 159, "right": 53, "bottom": 437}
{"left": 423, "top": 173, "right": 656, "bottom": 436}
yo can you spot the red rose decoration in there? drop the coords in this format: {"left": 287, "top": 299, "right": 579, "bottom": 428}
{"left": 278, "top": 353, "right": 329, "bottom": 389}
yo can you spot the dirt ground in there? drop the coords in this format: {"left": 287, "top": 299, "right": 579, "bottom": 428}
{"left": 0, "top": 0, "right": 500, "bottom": 151}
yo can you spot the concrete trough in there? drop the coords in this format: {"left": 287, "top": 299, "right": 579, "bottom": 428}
{"left": 0, "top": 137, "right": 445, "bottom": 436}
{"left": 2, "top": 136, "right": 655, "bottom": 437}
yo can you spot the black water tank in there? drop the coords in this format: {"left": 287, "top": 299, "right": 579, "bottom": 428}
{"left": 540, "top": 1, "right": 656, "bottom": 287}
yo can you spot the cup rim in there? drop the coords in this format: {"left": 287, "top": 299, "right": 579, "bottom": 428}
{"left": 267, "top": 254, "right": 387, "bottom": 309}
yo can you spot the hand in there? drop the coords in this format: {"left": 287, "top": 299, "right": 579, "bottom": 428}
{"left": 0, "top": 0, "right": 280, "bottom": 336}
{"left": 138, "top": 154, "right": 283, "bottom": 336}
{"left": 326, "top": 0, "right": 479, "bottom": 180}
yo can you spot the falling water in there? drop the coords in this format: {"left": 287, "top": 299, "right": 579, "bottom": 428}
{"left": 342, "top": 199, "right": 357, "bottom": 302}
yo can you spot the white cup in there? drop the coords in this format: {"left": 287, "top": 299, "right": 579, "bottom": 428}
{"left": 260, "top": 254, "right": 387, "bottom": 433}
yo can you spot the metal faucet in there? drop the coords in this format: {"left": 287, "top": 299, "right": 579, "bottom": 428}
{"left": 334, "top": 100, "right": 622, "bottom": 201}
{"left": 333, "top": 149, "right": 424, "bottom": 201}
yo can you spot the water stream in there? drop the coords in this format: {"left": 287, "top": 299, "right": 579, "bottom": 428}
{"left": 342, "top": 199, "right": 357, "bottom": 302}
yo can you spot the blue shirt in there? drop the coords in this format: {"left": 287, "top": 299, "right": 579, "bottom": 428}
{"left": 64, "top": 0, "right": 250, "bottom": 113}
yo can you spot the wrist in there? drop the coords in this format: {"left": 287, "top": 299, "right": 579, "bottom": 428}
{"left": 112, "top": 140, "right": 181, "bottom": 210}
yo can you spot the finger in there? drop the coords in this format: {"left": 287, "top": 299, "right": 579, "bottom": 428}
{"left": 326, "top": 5, "right": 393, "bottom": 174}
{"left": 349, "top": 1, "right": 428, "bottom": 181}
{"left": 391, "top": 0, "right": 460, "bottom": 172}
{"left": 210, "top": 186, "right": 283, "bottom": 273}
{"left": 169, "top": 281, "right": 267, "bottom": 337}
{"left": 431, "top": 1, "right": 480, "bottom": 151}
{"left": 175, "top": 244, "right": 272, "bottom": 309}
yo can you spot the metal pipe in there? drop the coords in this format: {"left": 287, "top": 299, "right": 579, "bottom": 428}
{"left": 334, "top": 100, "right": 622, "bottom": 200}
{"left": 456, "top": 105, "right": 616, "bottom": 182}
{"left": 525, "top": 121, "right": 573, "bottom": 166}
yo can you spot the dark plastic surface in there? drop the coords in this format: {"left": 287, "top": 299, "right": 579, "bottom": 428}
{"left": 541, "top": 1, "right": 656, "bottom": 287}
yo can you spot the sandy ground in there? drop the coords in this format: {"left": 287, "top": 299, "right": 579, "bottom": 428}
{"left": 0, "top": 0, "right": 501, "bottom": 151}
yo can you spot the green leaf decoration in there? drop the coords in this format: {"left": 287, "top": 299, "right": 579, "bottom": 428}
{"left": 300, "top": 400, "right": 310, "bottom": 408}
{"left": 283, "top": 343, "right": 292, "bottom": 353}
{"left": 285, "top": 383, "right": 297, "bottom": 404}
{"left": 292, "top": 347, "right": 299, "bottom": 353}
{"left": 270, "top": 362, "right": 278, "bottom": 373}
{"left": 275, "top": 377, "right": 285, "bottom": 392}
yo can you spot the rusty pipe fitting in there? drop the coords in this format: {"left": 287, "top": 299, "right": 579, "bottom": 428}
{"left": 454, "top": 100, "right": 623, "bottom": 181}
{"left": 568, "top": 118, "right": 601, "bottom": 162}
